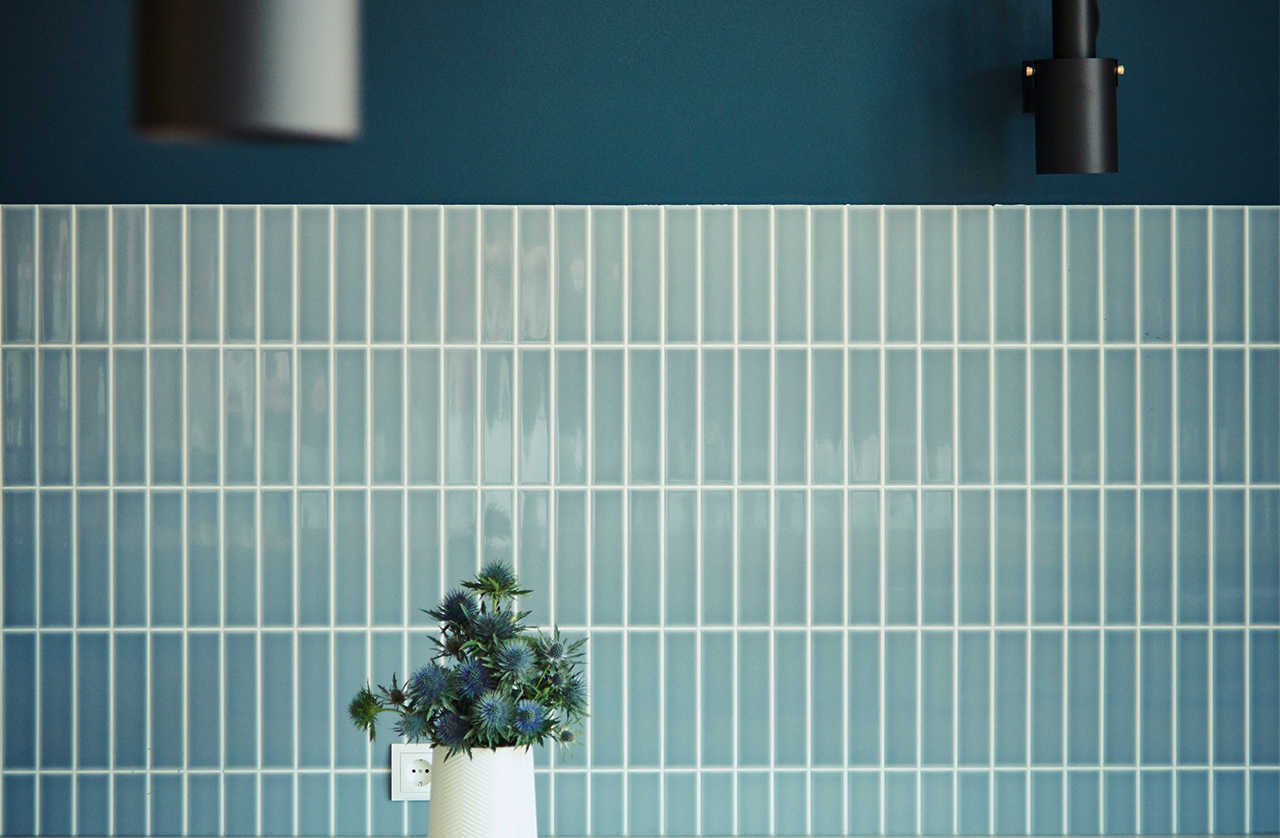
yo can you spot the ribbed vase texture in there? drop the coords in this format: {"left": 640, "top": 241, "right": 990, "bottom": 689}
{"left": 427, "top": 746, "right": 537, "bottom": 838}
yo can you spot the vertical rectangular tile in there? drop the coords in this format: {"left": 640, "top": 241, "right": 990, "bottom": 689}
{"left": 1103, "top": 630, "right": 1136, "bottom": 765}
{"left": 223, "top": 347, "right": 257, "bottom": 484}
{"left": 994, "top": 206, "right": 1027, "bottom": 342}
{"left": 592, "top": 348, "right": 624, "bottom": 483}
{"left": 1102, "top": 206, "right": 1136, "bottom": 341}
{"left": 224, "top": 206, "right": 257, "bottom": 342}
{"left": 630, "top": 348, "right": 661, "bottom": 484}
{"left": 1104, "top": 490, "right": 1137, "bottom": 624}
{"left": 775, "top": 490, "right": 807, "bottom": 625}
{"left": 372, "top": 490, "right": 405, "bottom": 624}
{"left": 1030, "top": 630, "right": 1063, "bottom": 764}
{"left": 1213, "top": 207, "right": 1246, "bottom": 341}
{"left": 76, "top": 632, "right": 109, "bottom": 766}
{"left": 1067, "top": 631, "right": 1100, "bottom": 764}
{"left": 776, "top": 206, "right": 808, "bottom": 342}
{"left": 1176, "top": 629, "right": 1209, "bottom": 764}
{"left": 37, "top": 491, "right": 71, "bottom": 626}
{"left": 1, "top": 351, "right": 34, "bottom": 484}
{"left": 591, "top": 490, "right": 623, "bottom": 625}
{"left": 590, "top": 632, "right": 623, "bottom": 766}
{"left": 1104, "top": 349, "right": 1136, "bottom": 482}
{"left": 1215, "top": 347, "right": 1246, "bottom": 482}
{"left": 775, "top": 631, "right": 808, "bottom": 766}
{"left": 738, "top": 489, "right": 770, "bottom": 625}
{"left": 1214, "top": 489, "right": 1246, "bottom": 623}
{"left": 114, "top": 501, "right": 146, "bottom": 612}
{"left": 811, "top": 772, "right": 844, "bottom": 835}
{"left": 38, "top": 776, "right": 71, "bottom": 836}
{"left": 1031, "top": 349, "right": 1063, "bottom": 482}
{"left": 147, "top": 348, "right": 182, "bottom": 484}
{"left": 921, "top": 490, "right": 953, "bottom": 625}
{"left": 884, "top": 631, "right": 917, "bottom": 765}
{"left": 1213, "top": 629, "right": 1246, "bottom": 765}
{"left": 554, "top": 490, "right": 586, "bottom": 626}
{"left": 885, "top": 349, "right": 917, "bottom": 483}
{"left": 149, "top": 491, "right": 183, "bottom": 626}
{"left": 957, "top": 207, "right": 990, "bottom": 341}
{"left": 739, "top": 348, "right": 771, "bottom": 483}
{"left": 848, "top": 772, "right": 881, "bottom": 834}
{"left": 113, "top": 348, "right": 146, "bottom": 484}
{"left": 1177, "top": 489, "right": 1210, "bottom": 623}
{"left": 1253, "top": 349, "right": 1280, "bottom": 482}
{"left": 370, "top": 206, "right": 404, "bottom": 342}
{"left": 665, "top": 349, "right": 697, "bottom": 484}
{"left": 187, "top": 632, "right": 221, "bottom": 767}
{"left": 811, "top": 630, "right": 844, "bottom": 765}
{"left": 958, "top": 349, "right": 990, "bottom": 483}
{"left": 958, "top": 631, "right": 990, "bottom": 764}
{"left": 626, "top": 633, "right": 661, "bottom": 765}
{"left": 628, "top": 490, "right": 661, "bottom": 625}
{"left": 1139, "top": 630, "right": 1173, "bottom": 764}
{"left": 334, "top": 490, "right": 367, "bottom": 625}
{"left": 995, "top": 490, "right": 1027, "bottom": 624}
{"left": 921, "top": 349, "right": 953, "bottom": 483}
{"left": 260, "top": 490, "right": 292, "bottom": 626}
{"left": 1176, "top": 207, "right": 1210, "bottom": 341}
{"left": 224, "top": 632, "right": 258, "bottom": 767}
{"left": 443, "top": 488, "right": 477, "bottom": 590}
{"left": 223, "top": 491, "right": 257, "bottom": 626}
{"left": 995, "top": 349, "right": 1027, "bottom": 482}
{"left": 848, "top": 348, "right": 880, "bottom": 483}
{"left": 297, "top": 205, "right": 330, "bottom": 342}
{"left": 188, "top": 208, "right": 222, "bottom": 342}
{"left": 1250, "top": 630, "right": 1280, "bottom": 764}
{"left": 296, "top": 348, "right": 330, "bottom": 484}
{"left": 148, "top": 206, "right": 182, "bottom": 342}
{"left": 629, "top": 206, "right": 661, "bottom": 342}
{"left": 518, "top": 490, "right": 550, "bottom": 621}
{"left": 701, "top": 490, "right": 734, "bottom": 625}
{"left": 186, "top": 491, "right": 220, "bottom": 626}
{"left": 1031, "top": 489, "right": 1063, "bottom": 624}
{"left": 445, "top": 206, "right": 478, "bottom": 343}
{"left": 884, "top": 207, "right": 917, "bottom": 343}
{"left": 885, "top": 490, "right": 917, "bottom": 626}
{"left": 776, "top": 349, "right": 807, "bottom": 483}
{"left": 445, "top": 348, "right": 476, "bottom": 484}
{"left": 1067, "top": 207, "right": 1100, "bottom": 341}
{"left": 1249, "top": 207, "right": 1280, "bottom": 340}
{"left": 1139, "top": 207, "right": 1173, "bottom": 342}
{"left": 848, "top": 490, "right": 880, "bottom": 625}
{"left": 1253, "top": 491, "right": 1280, "bottom": 623}
{"left": 702, "top": 348, "right": 736, "bottom": 479}
{"left": 737, "top": 773, "right": 770, "bottom": 834}
{"left": 848, "top": 630, "right": 881, "bottom": 766}
{"left": 664, "top": 490, "right": 697, "bottom": 626}
{"left": 556, "top": 349, "right": 587, "bottom": 483}
{"left": 114, "top": 633, "right": 147, "bottom": 767}
{"left": 1140, "top": 489, "right": 1174, "bottom": 623}
{"left": 39, "top": 636, "right": 73, "bottom": 766}
{"left": 664, "top": 206, "right": 697, "bottom": 342}
{"left": 260, "top": 349, "right": 293, "bottom": 484}
{"left": 481, "top": 348, "right": 514, "bottom": 484}
{"left": 811, "top": 489, "right": 844, "bottom": 625}
{"left": 1068, "top": 348, "right": 1099, "bottom": 482}
{"left": 738, "top": 630, "right": 772, "bottom": 765}
{"left": 921, "top": 207, "right": 953, "bottom": 342}
{"left": 555, "top": 206, "right": 587, "bottom": 342}
{"left": 1176, "top": 347, "right": 1210, "bottom": 482}
{"left": 811, "top": 348, "right": 844, "bottom": 483}
{"left": 958, "top": 490, "right": 992, "bottom": 624}
{"left": 812, "top": 206, "right": 844, "bottom": 342}
{"left": 1068, "top": 490, "right": 1100, "bottom": 624}
{"left": 739, "top": 207, "right": 771, "bottom": 342}
{"left": 519, "top": 349, "right": 550, "bottom": 483}
{"left": 958, "top": 773, "right": 991, "bottom": 835}
{"left": 1029, "top": 205, "right": 1059, "bottom": 340}
{"left": 921, "top": 631, "right": 953, "bottom": 765}
{"left": 407, "top": 348, "right": 440, "bottom": 484}
{"left": 408, "top": 206, "right": 441, "bottom": 342}
{"left": 481, "top": 207, "right": 514, "bottom": 342}
{"left": 848, "top": 206, "right": 881, "bottom": 342}
{"left": 593, "top": 206, "right": 625, "bottom": 342}
{"left": 2, "top": 492, "right": 35, "bottom": 627}
{"left": 39, "top": 348, "right": 73, "bottom": 485}
{"left": 702, "top": 206, "right": 734, "bottom": 342}
{"left": 701, "top": 632, "right": 734, "bottom": 765}
{"left": 516, "top": 206, "right": 551, "bottom": 341}
{"left": 76, "top": 206, "right": 109, "bottom": 342}
{"left": 326, "top": 207, "right": 365, "bottom": 343}
{"left": 260, "top": 205, "right": 293, "bottom": 342}
{"left": 1140, "top": 348, "right": 1173, "bottom": 482}
{"left": 113, "top": 205, "right": 146, "bottom": 342}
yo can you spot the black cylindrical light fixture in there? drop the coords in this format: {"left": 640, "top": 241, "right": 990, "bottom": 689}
{"left": 136, "top": 0, "right": 361, "bottom": 141}
{"left": 1023, "top": 0, "right": 1121, "bottom": 174}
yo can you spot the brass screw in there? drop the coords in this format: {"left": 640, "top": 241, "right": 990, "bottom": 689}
{"left": 1117, "top": 65, "right": 1125, "bottom": 75}
{"left": 1025, "top": 65, "right": 1035, "bottom": 77}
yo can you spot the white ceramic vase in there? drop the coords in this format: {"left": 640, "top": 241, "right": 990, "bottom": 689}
{"left": 427, "top": 745, "right": 537, "bottom": 838}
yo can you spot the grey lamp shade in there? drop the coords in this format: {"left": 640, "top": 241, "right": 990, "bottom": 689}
{"left": 136, "top": 0, "right": 361, "bottom": 141}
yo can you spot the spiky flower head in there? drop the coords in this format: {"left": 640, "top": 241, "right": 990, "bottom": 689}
{"left": 348, "top": 685, "right": 383, "bottom": 742}
{"left": 514, "top": 700, "right": 547, "bottom": 737}
{"left": 474, "top": 690, "right": 514, "bottom": 737}
{"left": 434, "top": 711, "right": 468, "bottom": 749}
{"left": 456, "top": 659, "right": 494, "bottom": 699}
{"left": 432, "top": 589, "right": 478, "bottom": 628}
{"left": 463, "top": 561, "right": 531, "bottom": 603}
{"left": 394, "top": 709, "right": 430, "bottom": 742}
{"left": 496, "top": 641, "right": 535, "bottom": 682}
{"left": 557, "top": 673, "right": 588, "bottom": 717}
{"left": 558, "top": 728, "right": 576, "bottom": 745}
{"left": 407, "top": 663, "right": 451, "bottom": 708}
{"left": 542, "top": 639, "right": 566, "bottom": 662}
{"left": 472, "top": 609, "right": 518, "bottom": 642}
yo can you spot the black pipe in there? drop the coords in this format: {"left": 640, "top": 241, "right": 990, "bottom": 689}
{"left": 1052, "top": 0, "right": 1099, "bottom": 59}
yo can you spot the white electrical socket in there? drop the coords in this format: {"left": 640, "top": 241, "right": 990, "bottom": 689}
{"left": 390, "top": 743, "right": 433, "bottom": 801}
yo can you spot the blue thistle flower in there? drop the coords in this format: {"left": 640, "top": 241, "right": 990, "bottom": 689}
{"left": 557, "top": 673, "right": 587, "bottom": 716}
{"left": 558, "top": 728, "right": 576, "bottom": 744}
{"left": 496, "top": 641, "right": 534, "bottom": 682}
{"left": 474, "top": 690, "right": 514, "bottom": 736}
{"left": 407, "top": 663, "right": 451, "bottom": 708}
{"left": 514, "top": 700, "right": 546, "bottom": 737}
{"left": 456, "top": 660, "right": 493, "bottom": 699}
{"left": 394, "top": 710, "right": 430, "bottom": 742}
{"left": 472, "top": 609, "right": 517, "bottom": 641}
{"left": 433, "top": 589, "right": 478, "bottom": 628}
{"left": 542, "top": 639, "right": 566, "bottom": 662}
{"left": 434, "top": 711, "right": 468, "bottom": 749}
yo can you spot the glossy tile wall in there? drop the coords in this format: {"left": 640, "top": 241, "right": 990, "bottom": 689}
{"left": 1, "top": 205, "right": 1279, "bottom": 837}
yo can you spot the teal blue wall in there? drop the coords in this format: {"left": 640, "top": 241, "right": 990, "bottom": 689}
{"left": 0, "top": 0, "right": 1276, "bottom": 204}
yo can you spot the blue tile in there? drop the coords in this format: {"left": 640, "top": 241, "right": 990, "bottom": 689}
{"left": 812, "top": 207, "right": 844, "bottom": 342}
{"left": 627, "top": 772, "right": 661, "bottom": 836}
{"left": 1067, "top": 349, "right": 1099, "bottom": 482}
{"left": 1, "top": 350, "right": 35, "bottom": 484}
{"left": 261, "top": 632, "right": 295, "bottom": 768}
{"left": 665, "top": 207, "right": 698, "bottom": 342}
{"left": 1139, "top": 207, "right": 1173, "bottom": 342}
{"left": 994, "top": 207, "right": 1027, "bottom": 342}
{"left": 78, "top": 772, "right": 111, "bottom": 837}
{"left": 994, "top": 490, "right": 1028, "bottom": 624}
{"left": 1176, "top": 769, "right": 1210, "bottom": 834}
{"left": 628, "top": 490, "right": 661, "bottom": 625}
{"left": 297, "top": 206, "right": 331, "bottom": 341}
{"left": 76, "top": 206, "right": 109, "bottom": 342}
{"left": 114, "top": 632, "right": 147, "bottom": 767}
{"left": 1251, "top": 630, "right": 1280, "bottom": 765}
{"left": 848, "top": 631, "right": 881, "bottom": 766}
{"left": 885, "top": 491, "right": 917, "bottom": 626}
{"left": 775, "top": 632, "right": 808, "bottom": 765}
{"left": 148, "top": 209, "right": 186, "bottom": 336}
{"left": 884, "top": 771, "right": 917, "bottom": 834}
{"left": 920, "top": 632, "right": 953, "bottom": 765}
{"left": 884, "top": 632, "right": 917, "bottom": 766}
{"left": 224, "top": 491, "right": 258, "bottom": 625}
{"left": 590, "top": 633, "right": 623, "bottom": 767}
{"left": 1140, "top": 489, "right": 1174, "bottom": 622}
{"left": 665, "top": 631, "right": 697, "bottom": 766}
{"left": 1067, "top": 207, "right": 1100, "bottom": 342}
{"left": 1068, "top": 490, "right": 1100, "bottom": 624}
{"left": 1252, "top": 491, "right": 1280, "bottom": 623}
{"left": 958, "top": 349, "right": 991, "bottom": 484}
{"left": 405, "top": 348, "right": 441, "bottom": 484}
{"left": 112, "top": 490, "right": 146, "bottom": 626}
{"left": 739, "top": 207, "right": 771, "bottom": 342}
{"left": 1102, "top": 207, "right": 1136, "bottom": 341}
{"left": 1177, "top": 489, "right": 1211, "bottom": 623}
{"left": 848, "top": 490, "right": 880, "bottom": 625}
{"left": 848, "top": 771, "right": 881, "bottom": 834}
{"left": 1139, "top": 630, "right": 1173, "bottom": 764}
{"left": 1253, "top": 349, "right": 1280, "bottom": 482}
{"left": 481, "top": 207, "right": 515, "bottom": 342}
{"left": 1174, "top": 348, "right": 1210, "bottom": 482}
{"left": 1066, "top": 630, "right": 1100, "bottom": 765}
{"left": 921, "top": 349, "right": 953, "bottom": 483}
{"left": 593, "top": 207, "right": 625, "bottom": 342}
{"left": 776, "top": 349, "right": 807, "bottom": 482}
{"left": 554, "top": 490, "right": 587, "bottom": 626}
{"left": 1103, "top": 490, "right": 1136, "bottom": 624}
{"left": 1213, "top": 207, "right": 1247, "bottom": 342}
{"left": 776, "top": 208, "right": 808, "bottom": 342}
{"left": 553, "top": 207, "right": 587, "bottom": 343}
{"left": 1030, "top": 771, "right": 1063, "bottom": 835}
{"left": 884, "top": 350, "right": 917, "bottom": 483}
{"left": 334, "top": 489, "right": 368, "bottom": 625}
{"left": 76, "top": 348, "right": 110, "bottom": 485}
{"left": 114, "top": 348, "right": 147, "bottom": 484}
{"left": 628, "top": 632, "right": 661, "bottom": 765}
{"left": 369, "top": 206, "right": 406, "bottom": 343}
{"left": 297, "top": 490, "right": 331, "bottom": 626}
{"left": 1177, "top": 629, "right": 1210, "bottom": 764}
{"left": 701, "top": 490, "right": 734, "bottom": 626}
{"left": 592, "top": 348, "right": 624, "bottom": 482}
{"left": 1102, "top": 770, "right": 1136, "bottom": 835}
{"left": 1030, "top": 630, "right": 1064, "bottom": 765}
{"left": 554, "top": 771, "right": 588, "bottom": 835}
{"left": 443, "top": 206, "right": 479, "bottom": 343}
{"left": 480, "top": 349, "right": 514, "bottom": 484}
{"left": 188, "top": 632, "right": 221, "bottom": 767}
{"left": 519, "top": 349, "right": 551, "bottom": 483}
{"left": 664, "top": 349, "right": 697, "bottom": 484}
{"left": 702, "top": 207, "right": 734, "bottom": 342}
{"left": 1213, "top": 489, "right": 1247, "bottom": 623}
{"left": 1102, "top": 630, "right": 1136, "bottom": 765}
{"left": 738, "top": 349, "right": 771, "bottom": 483}
{"left": 811, "top": 349, "right": 844, "bottom": 484}
{"left": 1031, "top": 349, "right": 1064, "bottom": 482}
{"left": 958, "top": 490, "right": 991, "bottom": 625}
{"left": 958, "top": 632, "right": 990, "bottom": 765}
{"left": 404, "top": 207, "right": 441, "bottom": 343}
{"left": 2, "top": 634, "right": 34, "bottom": 768}
{"left": 335, "top": 208, "right": 370, "bottom": 342}
{"left": 811, "top": 771, "right": 844, "bottom": 835}
{"left": 37, "top": 349, "right": 73, "bottom": 485}
{"left": 334, "top": 348, "right": 367, "bottom": 484}
{"left": 1103, "top": 349, "right": 1136, "bottom": 481}
{"left": 664, "top": 491, "right": 698, "bottom": 626}
{"left": 957, "top": 208, "right": 991, "bottom": 341}
{"left": 738, "top": 630, "right": 771, "bottom": 766}
{"left": 297, "top": 632, "right": 332, "bottom": 767}
{"left": 1141, "top": 348, "right": 1173, "bottom": 481}
{"left": 260, "top": 205, "right": 294, "bottom": 342}
{"left": 552, "top": 351, "right": 587, "bottom": 485}
{"left": 590, "top": 490, "right": 623, "bottom": 625}
{"left": 2, "top": 206, "right": 36, "bottom": 342}
{"left": 1251, "top": 770, "right": 1280, "bottom": 833}
{"left": 1139, "top": 770, "right": 1173, "bottom": 833}
{"left": 222, "top": 206, "right": 258, "bottom": 342}
{"left": 151, "top": 632, "right": 184, "bottom": 768}
{"left": 738, "top": 772, "right": 771, "bottom": 835}
{"left": 921, "top": 490, "right": 953, "bottom": 625}
{"left": 1249, "top": 207, "right": 1280, "bottom": 341}
{"left": 297, "top": 773, "right": 331, "bottom": 834}
{"left": 848, "top": 207, "right": 881, "bottom": 342}
{"left": 1176, "top": 207, "right": 1210, "bottom": 342}
{"left": 958, "top": 771, "right": 991, "bottom": 835}
{"left": 701, "top": 631, "right": 734, "bottom": 766}
{"left": 738, "top": 490, "right": 770, "bottom": 625}
{"left": 1031, "top": 489, "right": 1064, "bottom": 624}
{"left": 629, "top": 348, "right": 661, "bottom": 483}
{"left": 811, "top": 631, "right": 844, "bottom": 766}
{"left": 224, "top": 771, "right": 259, "bottom": 836}
{"left": 921, "top": 207, "right": 953, "bottom": 342}
{"left": 334, "top": 772, "right": 368, "bottom": 837}
{"left": 38, "top": 490, "right": 72, "bottom": 626}
{"left": 848, "top": 348, "right": 881, "bottom": 483}
{"left": 372, "top": 489, "right": 405, "bottom": 624}
{"left": 920, "top": 771, "right": 953, "bottom": 834}
{"left": 884, "top": 207, "right": 917, "bottom": 343}
{"left": 995, "top": 349, "right": 1027, "bottom": 482}
{"left": 184, "top": 348, "right": 221, "bottom": 485}
{"left": 775, "top": 490, "right": 807, "bottom": 626}
{"left": 1214, "top": 769, "right": 1247, "bottom": 834}
{"left": 76, "top": 632, "right": 109, "bottom": 767}
{"left": 1212, "top": 629, "right": 1247, "bottom": 765}
{"left": 370, "top": 349, "right": 404, "bottom": 483}
{"left": 1067, "top": 771, "right": 1100, "bottom": 835}
{"left": 629, "top": 206, "right": 662, "bottom": 343}
{"left": 811, "top": 490, "right": 844, "bottom": 625}
{"left": 776, "top": 771, "right": 808, "bottom": 835}
{"left": 1030, "top": 206, "right": 1064, "bottom": 342}
{"left": 261, "top": 773, "right": 296, "bottom": 836}
{"left": 1215, "top": 347, "right": 1247, "bottom": 481}
{"left": 518, "top": 489, "right": 551, "bottom": 621}
{"left": 333, "top": 631, "right": 369, "bottom": 767}
{"left": 260, "top": 490, "right": 294, "bottom": 626}
{"left": 39, "top": 632, "right": 72, "bottom": 767}
{"left": 994, "top": 631, "right": 1027, "bottom": 765}
{"left": 407, "top": 489, "right": 441, "bottom": 626}
{"left": 38, "top": 774, "right": 72, "bottom": 837}
{"left": 444, "top": 348, "right": 477, "bottom": 484}
{"left": 113, "top": 206, "right": 146, "bottom": 341}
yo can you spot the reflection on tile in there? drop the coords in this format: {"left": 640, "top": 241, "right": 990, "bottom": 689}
{"left": 370, "top": 206, "right": 404, "bottom": 343}
{"left": 1103, "top": 206, "right": 1136, "bottom": 341}
{"left": 593, "top": 208, "right": 625, "bottom": 343}
{"left": 885, "top": 207, "right": 917, "bottom": 342}
{"left": 702, "top": 207, "right": 734, "bottom": 342}
{"left": 261, "top": 206, "right": 294, "bottom": 342}
{"left": 776, "top": 207, "right": 807, "bottom": 342}
{"left": 702, "top": 349, "right": 734, "bottom": 483}
{"left": 812, "top": 207, "right": 844, "bottom": 342}
{"left": 1250, "top": 207, "right": 1280, "bottom": 340}
{"left": 776, "top": 349, "right": 807, "bottom": 483}
{"left": 629, "top": 349, "right": 661, "bottom": 483}
{"left": 298, "top": 206, "right": 331, "bottom": 342}
{"left": 1176, "top": 207, "right": 1209, "bottom": 342}
{"left": 739, "top": 207, "right": 771, "bottom": 342}
{"left": 849, "top": 207, "right": 881, "bottom": 342}
{"left": 2, "top": 207, "right": 36, "bottom": 344}
{"left": 630, "top": 207, "right": 662, "bottom": 343}
{"left": 1139, "top": 208, "right": 1172, "bottom": 342}
{"left": 2, "top": 350, "right": 35, "bottom": 484}
{"left": 224, "top": 206, "right": 258, "bottom": 342}
{"left": 76, "top": 207, "right": 109, "bottom": 342}
{"left": 39, "top": 349, "right": 73, "bottom": 485}
{"left": 38, "top": 207, "right": 73, "bottom": 344}
{"left": 921, "top": 207, "right": 953, "bottom": 342}
{"left": 482, "top": 207, "right": 514, "bottom": 342}
{"left": 482, "top": 349, "right": 514, "bottom": 484}
{"left": 1066, "top": 207, "right": 1099, "bottom": 342}
{"left": 113, "top": 206, "right": 146, "bottom": 342}
{"left": 739, "top": 349, "right": 771, "bottom": 483}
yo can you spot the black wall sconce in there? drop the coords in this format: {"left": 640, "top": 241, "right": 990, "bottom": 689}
{"left": 1023, "top": 0, "right": 1122, "bottom": 173}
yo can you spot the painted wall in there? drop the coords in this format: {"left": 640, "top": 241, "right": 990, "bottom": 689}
{"left": 2, "top": 203, "right": 1279, "bottom": 836}
{"left": 0, "top": 0, "right": 1277, "bottom": 205}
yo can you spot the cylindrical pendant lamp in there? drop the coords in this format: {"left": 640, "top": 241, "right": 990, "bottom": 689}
{"left": 136, "top": 0, "right": 361, "bottom": 141}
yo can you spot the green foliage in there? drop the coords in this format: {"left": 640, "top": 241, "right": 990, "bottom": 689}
{"left": 347, "top": 561, "right": 588, "bottom": 759}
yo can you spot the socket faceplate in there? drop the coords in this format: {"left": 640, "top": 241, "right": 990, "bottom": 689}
{"left": 390, "top": 743, "right": 433, "bottom": 801}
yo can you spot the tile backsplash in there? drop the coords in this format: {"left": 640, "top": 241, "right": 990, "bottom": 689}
{"left": 2, "top": 205, "right": 1279, "bottom": 837}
